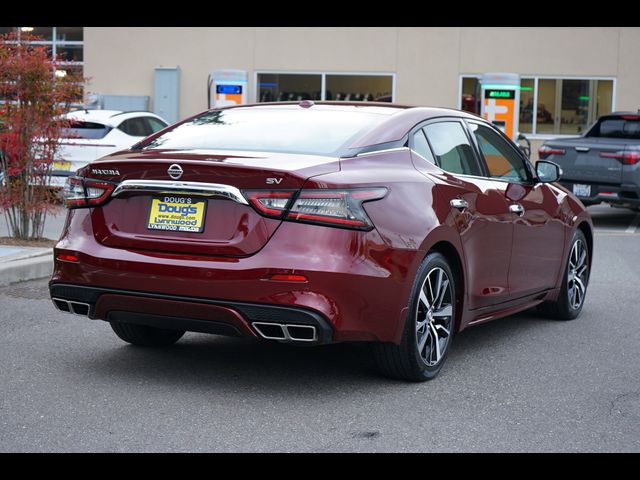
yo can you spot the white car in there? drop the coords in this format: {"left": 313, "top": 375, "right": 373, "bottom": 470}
{"left": 50, "top": 110, "right": 169, "bottom": 187}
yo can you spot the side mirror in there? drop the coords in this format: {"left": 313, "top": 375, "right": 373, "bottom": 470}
{"left": 536, "top": 160, "right": 562, "bottom": 183}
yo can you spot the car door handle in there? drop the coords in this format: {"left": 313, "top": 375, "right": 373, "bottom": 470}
{"left": 450, "top": 198, "right": 469, "bottom": 211}
{"left": 575, "top": 146, "right": 590, "bottom": 153}
{"left": 509, "top": 203, "right": 525, "bottom": 216}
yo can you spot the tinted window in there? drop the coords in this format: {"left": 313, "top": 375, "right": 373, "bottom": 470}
{"left": 62, "top": 121, "right": 111, "bottom": 140}
{"left": 146, "top": 117, "right": 168, "bottom": 133}
{"left": 412, "top": 129, "right": 436, "bottom": 164}
{"left": 143, "top": 107, "right": 390, "bottom": 155}
{"left": 119, "top": 118, "right": 152, "bottom": 137}
{"left": 588, "top": 117, "right": 640, "bottom": 139}
{"left": 469, "top": 123, "right": 529, "bottom": 182}
{"left": 423, "top": 122, "right": 481, "bottom": 176}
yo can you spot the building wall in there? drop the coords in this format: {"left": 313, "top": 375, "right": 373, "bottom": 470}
{"left": 84, "top": 27, "right": 640, "bottom": 122}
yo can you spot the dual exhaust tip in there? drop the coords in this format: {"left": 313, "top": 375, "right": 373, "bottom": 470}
{"left": 252, "top": 322, "right": 317, "bottom": 342}
{"left": 51, "top": 298, "right": 318, "bottom": 343}
{"left": 52, "top": 298, "right": 91, "bottom": 317}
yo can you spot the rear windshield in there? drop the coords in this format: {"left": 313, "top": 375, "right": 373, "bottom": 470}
{"left": 142, "top": 107, "right": 390, "bottom": 155}
{"left": 62, "top": 121, "right": 111, "bottom": 140}
{"left": 587, "top": 117, "right": 640, "bottom": 139}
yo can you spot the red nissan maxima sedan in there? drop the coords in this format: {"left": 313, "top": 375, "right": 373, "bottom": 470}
{"left": 49, "top": 102, "right": 592, "bottom": 381}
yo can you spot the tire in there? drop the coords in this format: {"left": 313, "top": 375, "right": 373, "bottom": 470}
{"left": 372, "top": 252, "right": 456, "bottom": 382}
{"left": 109, "top": 321, "right": 185, "bottom": 347}
{"left": 538, "top": 229, "right": 590, "bottom": 320}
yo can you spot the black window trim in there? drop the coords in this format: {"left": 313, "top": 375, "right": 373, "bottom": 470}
{"left": 410, "top": 117, "right": 487, "bottom": 177}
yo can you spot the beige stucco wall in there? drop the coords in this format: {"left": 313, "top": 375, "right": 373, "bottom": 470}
{"left": 84, "top": 27, "right": 640, "bottom": 125}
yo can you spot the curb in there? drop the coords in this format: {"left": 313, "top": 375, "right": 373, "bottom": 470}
{"left": 0, "top": 248, "right": 53, "bottom": 287}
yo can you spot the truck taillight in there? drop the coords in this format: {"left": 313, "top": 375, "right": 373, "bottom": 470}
{"left": 600, "top": 151, "right": 640, "bottom": 165}
{"left": 63, "top": 176, "right": 115, "bottom": 208}
{"left": 538, "top": 145, "right": 566, "bottom": 159}
{"left": 243, "top": 188, "right": 387, "bottom": 230}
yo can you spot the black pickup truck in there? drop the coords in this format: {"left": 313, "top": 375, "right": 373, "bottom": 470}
{"left": 539, "top": 112, "right": 640, "bottom": 210}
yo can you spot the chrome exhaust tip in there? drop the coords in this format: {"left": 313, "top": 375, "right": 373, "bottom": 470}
{"left": 284, "top": 325, "right": 317, "bottom": 342}
{"left": 252, "top": 322, "right": 287, "bottom": 340}
{"left": 52, "top": 298, "right": 91, "bottom": 317}
{"left": 252, "top": 322, "right": 317, "bottom": 342}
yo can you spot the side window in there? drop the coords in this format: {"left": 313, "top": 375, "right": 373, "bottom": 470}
{"left": 469, "top": 123, "right": 529, "bottom": 182}
{"left": 412, "top": 129, "right": 436, "bottom": 165}
{"left": 145, "top": 117, "right": 168, "bottom": 134}
{"left": 119, "top": 118, "right": 152, "bottom": 137}
{"left": 423, "top": 121, "right": 481, "bottom": 176}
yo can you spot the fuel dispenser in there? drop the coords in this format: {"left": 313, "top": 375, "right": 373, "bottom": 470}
{"left": 208, "top": 70, "right": 248, "bottom": 108}
{"left": 480, "top": 73, "right": 520, "bottom": 141}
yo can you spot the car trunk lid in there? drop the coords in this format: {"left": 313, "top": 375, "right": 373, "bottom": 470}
{"left": 78, "top": 149, "right": 339, "bottom": 257}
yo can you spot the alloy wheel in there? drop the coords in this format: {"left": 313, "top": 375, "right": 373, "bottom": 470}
{"left": 415, "top": 267, "right": 453, "bottom": 367}
{"left": 567, "top": 239, "right": 588, "bottom": 310}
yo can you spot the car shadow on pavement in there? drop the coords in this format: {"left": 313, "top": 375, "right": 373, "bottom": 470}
{"left": 67, "top": 309, "right": 557, "bottom": 391}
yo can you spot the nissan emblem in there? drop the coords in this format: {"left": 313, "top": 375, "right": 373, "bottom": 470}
{"left": 167, "top": 164, "right": 183, "bottom": 180}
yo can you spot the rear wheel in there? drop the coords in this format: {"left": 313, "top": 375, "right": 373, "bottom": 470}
{"left": 109, "top": 322, "right": 185, "bottom": 347}
{"left": 538, "top": 229, "right": 590, "bottom": 320}
{"left": 372, "top": 252, "right": 456, "bottom": 382}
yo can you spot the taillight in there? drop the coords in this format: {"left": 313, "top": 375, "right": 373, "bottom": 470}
{"left": 243, "top": 188, "right": 387, "bottom": 230}
{"left": 63, "top": 176, "right": 115, "bottom": 208}
{"left": 538, "top": 145, "right": 566, "bottom": 159}
{"left": 600, "top": 150, "right": 640, "bottom": 165}
{"left": 244, "top": 190, "right": 295, "bottom": 217}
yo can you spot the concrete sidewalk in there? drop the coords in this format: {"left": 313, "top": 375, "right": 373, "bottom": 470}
{"left": 0, "top": 246, "right": 53, "bottom": 286}
{"left": 0, "top": 206, "right": 65, "bottom": 286}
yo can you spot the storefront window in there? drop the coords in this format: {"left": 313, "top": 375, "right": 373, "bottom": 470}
{"left": 56, "top": 27, "right": 83, "bottom": 42}
{"left": 596, "top": 80, "right": 613, "bottom": 119}
{"left": 519, "top": 78, "right": 534, "bottom": 134}
{"left": 460, "top": 76, "right": 480, "bottom": 114}
{"left": 536, "top": 79, "right": 557, "bottom": 134}
{"left": 460, "top": 75, "right": 614, "bottom": 136}
{"left": 325, "top": 75, "right": 392, "bottom": 102}
{"left": 560, "top": 79, "right": 590, "bottom": 134}
{"left": 57, "top": 44, "right": 83, "bottom": 62}
{"left": 257, "top": 73, "right": 321, "bottom": 102}
{"left": 257, "top": 72, "right": 394, "bottom": 103}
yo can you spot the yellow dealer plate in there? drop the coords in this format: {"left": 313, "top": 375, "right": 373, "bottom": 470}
{"left": 53, "top": 160, "right": 72, "bottom": 171}
{"left": 147, "top": 196, "right": 207, "bottom": 233}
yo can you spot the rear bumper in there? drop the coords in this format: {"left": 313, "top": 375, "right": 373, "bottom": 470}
{"left": 50, "top": 283, "right": 334, "bottom": 344}
{"left": 560, "top": 180, "right": 640, "bottom": 207}
{"left": 50, "top": 208, "right": 420, "bottom": 344}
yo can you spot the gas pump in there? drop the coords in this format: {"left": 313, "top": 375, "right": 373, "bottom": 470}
{"left": 480, "top": 73, "right": 520, "bottom": 141}
{"left": 207, "top": 70, "right": 248, "bottom": 108}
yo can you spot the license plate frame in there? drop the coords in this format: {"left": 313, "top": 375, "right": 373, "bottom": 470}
{"left": 572, "top": 183, "right": 591, "bottom": 198}
{"left": 147, "top": 196, "right": 207, "bottom": 233}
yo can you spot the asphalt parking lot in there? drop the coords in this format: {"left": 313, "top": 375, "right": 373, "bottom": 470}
{"left": 0, "top": 204, "right": 639, "bottom": 452}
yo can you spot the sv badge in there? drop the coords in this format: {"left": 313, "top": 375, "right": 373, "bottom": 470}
{"left": 266, "top": 178, "right": 283, "bottom": 185}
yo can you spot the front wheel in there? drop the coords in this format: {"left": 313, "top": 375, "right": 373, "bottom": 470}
{"left": 538, "top": 229, "right": 590, "bottom": 320}
{"left": 372, "top": 252, "right": 456, "bottom": 382}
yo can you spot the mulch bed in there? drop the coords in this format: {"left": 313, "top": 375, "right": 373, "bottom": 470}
{"left": 0, "top": 236, "right": 57, "bottom": 248}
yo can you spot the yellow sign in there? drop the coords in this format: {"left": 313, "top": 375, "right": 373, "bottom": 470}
{"left": 147, "top": 197, "right": 207, "bottom": 233}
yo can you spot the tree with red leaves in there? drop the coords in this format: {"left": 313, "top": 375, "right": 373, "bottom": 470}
{"left": 0, "top": 31, "right": 83, "bottom": 239}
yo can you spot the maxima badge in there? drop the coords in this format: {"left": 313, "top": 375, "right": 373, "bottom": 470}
{"left": 167, "top": 164, "right": 183, "bottom": 180}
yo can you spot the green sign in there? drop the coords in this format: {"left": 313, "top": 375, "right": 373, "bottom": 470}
{"left": 485, "top": 89, "right": 515, "bottom": 99}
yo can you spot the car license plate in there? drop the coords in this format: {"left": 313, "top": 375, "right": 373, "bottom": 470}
{"left": 147, "top": 196, "right": 207, "bottom": 233}
{"left": 572, "top": 184, "right": 591, "bottom": 198}
{"left": 53, "top": 160, "right": 72, "bottom": 171}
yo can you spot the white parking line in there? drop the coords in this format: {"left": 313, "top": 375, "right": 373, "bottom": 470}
{"left": 625, "top": 213, "right": 640, "bottom": 234}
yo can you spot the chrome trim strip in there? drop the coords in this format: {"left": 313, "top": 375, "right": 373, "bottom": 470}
{"left": 111, "top": 180, "right": 249, "bottom": 205}
{"left": 355, "top": 147, "right": 409, "bottom": 157}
